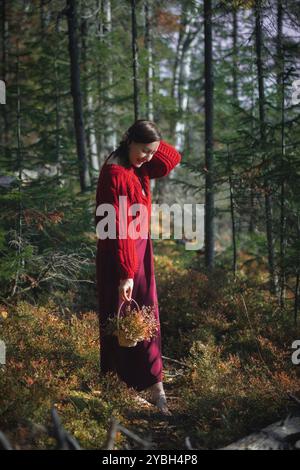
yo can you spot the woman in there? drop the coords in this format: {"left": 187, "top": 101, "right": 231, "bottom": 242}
{"left": 95, "top": 120, "right": 181, "bottom": 415}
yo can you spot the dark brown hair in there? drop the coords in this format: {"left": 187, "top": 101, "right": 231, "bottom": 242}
{"left": 114, "top": 119, "right": 162, "bottom": 168}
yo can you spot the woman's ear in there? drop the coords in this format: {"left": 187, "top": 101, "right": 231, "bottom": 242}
{"left": 154, "top": 141, "right": 161, "bottom": 154}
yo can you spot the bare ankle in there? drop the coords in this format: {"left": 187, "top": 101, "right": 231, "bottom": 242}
{"left": 148, "top": 382, "right": 164, "bottom": 396}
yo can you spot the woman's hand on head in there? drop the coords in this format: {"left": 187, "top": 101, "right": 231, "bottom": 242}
{"left": 119, "top": 278, "right": 134, "bottom": 302}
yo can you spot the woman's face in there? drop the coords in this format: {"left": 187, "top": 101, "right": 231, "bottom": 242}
{"left": 128, "top": 140, "right": 160, "bottom": 168}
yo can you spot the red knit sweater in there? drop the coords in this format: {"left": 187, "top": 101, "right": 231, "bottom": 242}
{"left": 95, "top": 140, "right": 181, "bottom": 280}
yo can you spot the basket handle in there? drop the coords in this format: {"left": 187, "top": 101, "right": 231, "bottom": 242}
{"left": 117, "top": 298, "right": 140, "bottom": 333}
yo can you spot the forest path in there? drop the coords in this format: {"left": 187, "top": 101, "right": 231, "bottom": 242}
{"left": 122, "top": 363, "right": 196, "bottom": 450}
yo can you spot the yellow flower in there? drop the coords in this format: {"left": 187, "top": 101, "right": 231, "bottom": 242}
{"left": 0, "top": 310, "right": 8, "bottom": 320}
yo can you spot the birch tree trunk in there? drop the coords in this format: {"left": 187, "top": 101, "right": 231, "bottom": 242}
{"left": 171, "top": 3, "right": 199, "bottom": 150}
{"left": 104, "top": 0, "right": 117, "bottom": 154}
{"left": 174, "top": 30, "right": 193, "bottom": 152}
{"left": 80, "top": 2, "right": 100, "bottom": 176}
{"left": 170, "top": 5, "right": 185, "bottom": 138}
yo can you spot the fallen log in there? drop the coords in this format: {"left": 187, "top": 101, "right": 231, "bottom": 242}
{"left": 221, "top": 415, "right": 300, "bottom": 450}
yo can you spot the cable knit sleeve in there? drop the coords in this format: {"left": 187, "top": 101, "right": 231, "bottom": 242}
{"left": 143, "top": 139, "right": 182, "bottom": 179}
{"left": 95, "top": 168, "right": 138, "bottom": 280}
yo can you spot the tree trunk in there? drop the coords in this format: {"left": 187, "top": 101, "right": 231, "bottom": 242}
{"left": 227, "top": 146, "right": 237, "bottom": 277}
{"left": 80, "top": 1, "right": 100, "bottom": 177}
{"left": 255, "top": 0, "right": 278, "bottom": 294}
{"left": 175, "top": 25, "right": 195, "bottom": 152}
{"left": 104, "top": 0, "right": 117, "bottom": 153}
{"left": 53, "top": 29, "right": 63, "bottom": 183}
{"left": 95, "top": 0, "right": 105, "bottom": 168}
{"left": 249, "top": 18, "right": 256, "bottom": 235}
{"left": 144, "top": 0, "right": 156, "bottom": 194}
{"left": 204, "top": 0, "right": 215, "bottom": 270}
{"left": 1, "top": 0, "right": 9, "bottom": 158}
{"left": 230, "top": 9, "right": 238, "bottom": 276}
{"left": 277, "top": 0, "right": 287, "bottom": 306}
{"left": 227, "top": 9, "right": 239, "bottom": 276}
{"left": 66, "top": 0, "right": 91, "bottom": 191}
{"left": 144, "top": 0, "right": 153, "bottom": 122}
{"left": 170, "top": 7, "right": 185, "bottom": 138}
{"left": 11, "top": 40, "right": 24, "bottom": 297}
{"left": 294, "top": 212, "right": 300, "bottom": 326}
{"left": 131, "top": 0, "right": 139, "bottom": 121}
{"left": 295, "top": 268, "right": 299, "bottom": 326}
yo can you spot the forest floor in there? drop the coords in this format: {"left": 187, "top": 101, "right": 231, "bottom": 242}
{"left": 1, "top": 238, "right": 300, "bottom": 450}
{"left": 119, "top": 239, "right": 300, "bottom": 450}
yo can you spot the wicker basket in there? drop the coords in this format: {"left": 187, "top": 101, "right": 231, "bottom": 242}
{"left": 117, "top": 298, "right": 140, "bottom": 347}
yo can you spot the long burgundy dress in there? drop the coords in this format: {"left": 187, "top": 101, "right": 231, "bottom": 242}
{"left": 96, "top": 141, "right": 181, "bottom": 392}
{"left": 97, "top": 230, "right": 163, "bottom": 392}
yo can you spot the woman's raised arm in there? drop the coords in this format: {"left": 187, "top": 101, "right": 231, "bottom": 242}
{"left": 143, "top": 139, "right": 182, "bottom": 179}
